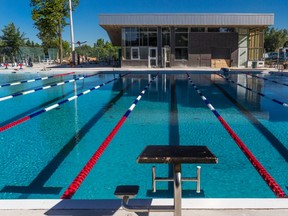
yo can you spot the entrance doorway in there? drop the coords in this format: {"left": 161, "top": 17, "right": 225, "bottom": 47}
{"left": 148, "top": 47, "right": 158, "bottom": 68}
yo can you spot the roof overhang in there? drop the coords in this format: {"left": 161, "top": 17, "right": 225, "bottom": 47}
{"left": 99, "top": 13, "right": 274, "bottom": 45}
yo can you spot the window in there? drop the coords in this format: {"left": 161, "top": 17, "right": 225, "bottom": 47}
{"left": 148, "top": 32, "right": 157, "bottom": 46}
{"left": 122, "top": 27, "right": 158, "bottom": 60}
{"left": 175, "top": 28, "right": 188, "bottom": 60}
{"left": 208, "top": 27, "right": 235, "bottom": 33}
{"left": 131, "top": 47, "right": 140, "bottom": 60}
{"left": 191, "top": 27, "right": 205, "bottom": 32}
{"left": 162, "top": 27, "right": 170, "bottom": 46}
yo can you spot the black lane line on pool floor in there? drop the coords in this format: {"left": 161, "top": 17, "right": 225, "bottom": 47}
{"left": 168, "top": 75, "right": 180, "bottom": 194}
{"left": 208, "top": 77, "right": 288, "bottom": 162}
{"left": 0, "top": 83, "right": 132, "bottom": 198}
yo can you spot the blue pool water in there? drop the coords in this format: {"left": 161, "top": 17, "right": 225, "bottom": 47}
{"left": 0, "top": 71, "right": 288, "bottom": 199}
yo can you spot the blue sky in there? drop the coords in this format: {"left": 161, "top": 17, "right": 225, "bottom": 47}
{"left": 0, "top": 0, "right": 287, "bottom": 46}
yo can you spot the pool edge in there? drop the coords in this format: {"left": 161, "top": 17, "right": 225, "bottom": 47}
{"left": 0, "top": 199, "right": 287, "bottom": 210}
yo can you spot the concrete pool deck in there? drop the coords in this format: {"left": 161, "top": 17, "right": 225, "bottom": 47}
{"left": 1, "top": 199, "right": 288, "bottom": 216}
{"left": 1, "top": 62, "right": 288, "bottom": 74}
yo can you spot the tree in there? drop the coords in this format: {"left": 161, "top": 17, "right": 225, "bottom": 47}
{"left": 264, "top": 27, "right": 288, "bottom": 52}
{"left": 30, "top": 0, "right": 79, "bottom": 63}
{"left": 26, "top": 40, "right": 32, "bottom": 47}
{"left": 0, "top": 23, "right": 26, "bottom": 62}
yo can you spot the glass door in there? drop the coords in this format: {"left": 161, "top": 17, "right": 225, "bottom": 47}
{"left": 148, "top": 47, "right": 158, "bottom": 68}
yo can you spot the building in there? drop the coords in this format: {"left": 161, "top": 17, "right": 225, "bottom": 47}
{"left": 99, "top": 13, "right": 274, "bottom": 68}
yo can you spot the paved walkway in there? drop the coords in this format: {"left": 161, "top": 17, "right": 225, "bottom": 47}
{"left": 1, "top": 199, "right": 288, "bottom": 216}
{"left": 2, "top": 209, "right": 288, "bottom": 216}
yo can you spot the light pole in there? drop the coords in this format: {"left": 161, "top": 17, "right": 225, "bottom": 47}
{"left": 69, "top": 0, "right": 75, "bottom": 66}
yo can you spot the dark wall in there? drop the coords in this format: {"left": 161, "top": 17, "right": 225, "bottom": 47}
{"left": 193, "top": 33, "right": 238, "bottom": 67}
{"left": 170, "top": 32, "right": 239, "bottom": 67}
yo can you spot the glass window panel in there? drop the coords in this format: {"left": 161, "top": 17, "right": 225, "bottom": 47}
{"left": 220, "top": 27, "right": 235, "bottom": 32}
{"left": 175, "top": 28, "right": 188, "bottom": 33}
{"left": 131, "top": 48, "right": 139, "bottom": 60}
{"left": 130, "top": 32, "right": 139, "bottom": 46}
{"left": 208, "top": 28, "right": 220, "bottom": 32}
{"left": 191, "top": 27, "right": 205, "bottom": 32}
{"left": 125, "top": 32, "right": 131, "bottom": 46}
{"left": 175, "top": 32, "right": 188, "bottom": 47}
{"left": 140, "top": 27, "right": 147, "bottom": 32}
{"left": 162, "top": 27, "right": 170, "bottom": 33}
{"left": 130, "top": 27, "right": 138, "bottom": 33}
{"left": 162, "top": 33, "right": 170, "bottom": 46}
{"left": 148, "top": 27, "right": 157, "bottom": 32}
{"left": 148, "top": 32, "right": 157, "bottom": 46}
{"left": 175, "top": 48, "right": 188, "bottom": 60}
{"left": 140, "top": 32, "right": 148, "bottom": 46}
{"left": 121, "top": 28, "right": 126, "bottom": 46}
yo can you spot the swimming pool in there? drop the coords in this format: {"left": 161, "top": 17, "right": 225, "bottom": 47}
{"left": 0, "top": 70, "right": 287, "bottom": 199}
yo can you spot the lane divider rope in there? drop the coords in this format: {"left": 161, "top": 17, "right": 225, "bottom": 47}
{"left": 216, "top": 71, "right": 288, "bottom": 107}
{"left": 240, "top": 71, "right": 288, "bottom": 87}
{"left": 61, "top": 73, "right": 159, "bottom": 199}
{"left": 187, "top": 73, "right": 287, "bottom": 198}
{"left": 0, "top": 72, "right": 75, "bottom": 88}
{"left": 0, "top": 73, "right": 100, "bottom": 102}
{"left": 0, "top": 73, "right": 129, "bottom": 133}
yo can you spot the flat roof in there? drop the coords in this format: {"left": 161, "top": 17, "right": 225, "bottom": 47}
{"left": 99, "top": 13, "right": 274, "bottom": 45}
{"left": 99, "top": 13, "right": 274, "bottom": 26}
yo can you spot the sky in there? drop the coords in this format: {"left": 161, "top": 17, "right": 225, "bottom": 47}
{"left": 0, "top": 0, "right": 287, "bottom": 46}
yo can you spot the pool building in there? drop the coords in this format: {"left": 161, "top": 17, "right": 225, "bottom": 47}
{"left": 99, "top": 13, "right": 274, "bottom": 68}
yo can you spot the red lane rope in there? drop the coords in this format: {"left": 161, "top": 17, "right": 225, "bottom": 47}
{"left": 187, "top": 73, "right": 287, "bottom": 198}
{"left": 0, "top": 116, "right": 30, "bottom": 132}
{"left": 218, "top": 116, "right": 286, "bottom": 198}
{"left": 61, "top": 117, "right": 127, "bottom": 199}
{"left": 61, "top": 73, "right": 158, "bottom": 199}
{"left": 54, "top": 72, "right": 75, "bottom": 77}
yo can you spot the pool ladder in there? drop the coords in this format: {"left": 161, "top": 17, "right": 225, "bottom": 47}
{"left": 152, "top": 166, "right": 201, "bottom": 193}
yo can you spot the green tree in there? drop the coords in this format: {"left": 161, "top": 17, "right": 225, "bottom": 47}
{"left": 26, "top": 40, "right": 32, "bottom": 47}
{"left": 62, "top": 40, "right": 71, "bottom": 58}
{"left": 30, "top": 0, "right": 79, "bottom": 63}
{"left": 0, "top": 22, "right": 26, "bottom": 61}
{"left": 264, "top": 27, "right": 288, "bottom": 52}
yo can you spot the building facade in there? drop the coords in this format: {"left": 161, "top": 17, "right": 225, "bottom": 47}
{"left": 99, "top": 14, "right": 274, "bottom": 68}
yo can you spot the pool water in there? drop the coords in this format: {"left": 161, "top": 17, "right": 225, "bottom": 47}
{"left": 0, "top": 71, "right": 288, "bottom": 199}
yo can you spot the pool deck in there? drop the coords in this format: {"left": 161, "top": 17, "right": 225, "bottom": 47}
{"left": 1, "top": 62, "right": 288, "bottom": 74}
{"left": 1, "top": 63, "right": 288, "bottom": 215}
{"left": 1, "top": 199, "right": 288, "bottom": 216}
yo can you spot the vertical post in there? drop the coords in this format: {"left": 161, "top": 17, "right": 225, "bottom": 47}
{"left": 173, "top": 163, "right": 182, "bottom": 216}
{"left": 152, "top": 166, "right": 156, "bottom": 192}
{"left": 196, "top": 166, "right": 201, "bottom": 193}
{"left": 69, "top": 0, "right": 75, "bottom": 66}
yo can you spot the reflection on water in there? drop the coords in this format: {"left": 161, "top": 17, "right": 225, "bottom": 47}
{"left": 120, "top": 72, "right": 288, "bottom": 122}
